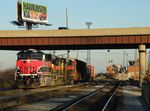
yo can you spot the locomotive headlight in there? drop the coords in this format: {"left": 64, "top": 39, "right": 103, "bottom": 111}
{"left": 27, "top": 59, "right": 30, "bottom": 63}
{"left": 51, "top": 64, "right": 54, "bottom": 68}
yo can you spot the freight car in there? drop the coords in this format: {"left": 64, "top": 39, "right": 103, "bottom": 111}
{"left": 65, "top": 59, "right": 91, "bottom": 84}
{"left": 15, "top": 49, "right": 94, "bottom": 88}
{"left": 127, "top": 60, "right": 139, "bottom": 85}
{"left": 87, "top": 65, "right": 95, "bottom": 80}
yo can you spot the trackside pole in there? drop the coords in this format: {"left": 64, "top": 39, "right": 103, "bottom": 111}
{"left": 139, "top": 45, "right": 146, "bottom": 87}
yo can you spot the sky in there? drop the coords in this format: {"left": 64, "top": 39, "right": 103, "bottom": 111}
{"left": 0, "top": 0, "right": 150, "bottom": 72}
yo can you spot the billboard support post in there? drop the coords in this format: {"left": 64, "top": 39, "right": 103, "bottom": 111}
{"left": 26, "top": 22, "right": 32, "bottom": 30}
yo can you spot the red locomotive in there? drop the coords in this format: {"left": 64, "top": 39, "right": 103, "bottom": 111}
{"left": 15, "top": 49, "right": 95, "bottom": 88}
{"left": 15, "top": 49, "right": 53, "bottom": 88}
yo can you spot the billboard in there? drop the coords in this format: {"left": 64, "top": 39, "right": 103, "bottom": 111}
{"left": 17, "top": 1, "right": 48, "bottom": 24}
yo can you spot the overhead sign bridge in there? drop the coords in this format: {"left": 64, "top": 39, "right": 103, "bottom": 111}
{"left": 0, "top": 27, "right": 150, "bottom": 50}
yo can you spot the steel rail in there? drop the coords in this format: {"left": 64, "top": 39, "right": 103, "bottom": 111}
{"left": 61, "top": 82, "right": 115, "bottom": 111}
{"left": 101, "top": 82, "right": 121, "bottom": 111}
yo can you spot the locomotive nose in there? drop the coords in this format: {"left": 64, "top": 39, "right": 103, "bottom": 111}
{"left": 25, "top": 66, "right": 37, "bottom": 74}
{"left": 19, "top": 65, "right": 37, "bottom": 75}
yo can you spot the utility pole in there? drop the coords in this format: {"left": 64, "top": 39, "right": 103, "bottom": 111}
{"left": 123, "top": 50, "right": 126, "bottom": 67}
{"left": 134, "top": 49, "right": 137, "bottom": 81}
{"left": 85, "top": 22, "right": 92, "bottom": 64}
{"left": 126, "top": 53, "right": 128, "bottom": 69}
{"left": 66, "top": 8, "right": 69, "bottom": 29}
{"left": 76, "top": 50, "right": 79, "bottom": 59}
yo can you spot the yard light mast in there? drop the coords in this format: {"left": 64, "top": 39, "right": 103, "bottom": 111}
{"left": 85, "top": 22, "right": 92, "bottom": 65}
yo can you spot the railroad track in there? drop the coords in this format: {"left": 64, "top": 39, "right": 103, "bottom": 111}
{"left": 0, "top": 85, "right": 66, "bottom": 97}
{"left": 0, "top": 85, "right": 77, "bottom": 110}
{"left": 53, "top": 81, "right": 121, "bottom": 111}
{"left": 101, "top": 82, "right": 121, "bottom": 111}
{"left": 3, "top": 80, "right": 119, "bottom": 111}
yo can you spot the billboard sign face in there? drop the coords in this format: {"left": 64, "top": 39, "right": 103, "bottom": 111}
{"left": 18, "top": 1, "right": 48, "bottom": 24}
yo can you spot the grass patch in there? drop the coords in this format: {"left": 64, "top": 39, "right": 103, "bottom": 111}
{"left": 0, "top": 68, "right": 16, "bottom": 89}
